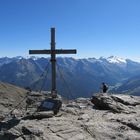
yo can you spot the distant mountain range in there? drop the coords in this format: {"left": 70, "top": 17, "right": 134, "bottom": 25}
{"left": 0, "top": 56, "right": 140, "bottom": 98}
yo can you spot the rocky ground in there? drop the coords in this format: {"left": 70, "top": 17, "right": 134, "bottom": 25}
{"left": 0, "top": 82, "right": 140, "bottom": 140}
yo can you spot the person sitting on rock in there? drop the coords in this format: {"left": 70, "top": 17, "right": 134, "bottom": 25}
{"left": 101, "top": 82, "right": 108, "bottom": 93}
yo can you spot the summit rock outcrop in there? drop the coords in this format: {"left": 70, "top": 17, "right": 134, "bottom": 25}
{"left": 0, "top": 83, "right": 140, "bottom": 140}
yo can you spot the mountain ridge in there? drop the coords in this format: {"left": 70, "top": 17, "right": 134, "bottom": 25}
{"left": 1, "top": 55, "right": 140, "bottom": 65}
{"left": 0, "top": 56, "right": 140, "bottom": 97}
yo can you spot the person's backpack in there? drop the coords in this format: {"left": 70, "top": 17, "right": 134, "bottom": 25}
{"left": 105, "top": 85, "right": 108, "bottom": 91}
{"left": 103, "top": 84, "right": 108, "bottom": 91}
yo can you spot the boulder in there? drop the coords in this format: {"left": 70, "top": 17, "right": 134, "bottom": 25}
{"left": 91, "top": 93, "right": 139, "bottom": 113}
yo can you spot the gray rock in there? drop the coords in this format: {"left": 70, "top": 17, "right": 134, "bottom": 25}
{"left": 22, "top": 111, "right": 54, "bottom": 120}
{"left": 22, "top": 125, "right": 43, "bottom": 136}
{"left": 0, "top": 127, "right": 21, "bottom": 140}
{"left": 111, "top": 94, "right": 140, "bottom": 106}
{"left": 1, "top": 91, "right": 140, "bottom": 140}
{"left": 117, "top": 117, "right": 140, "bottom": 132}
{"left": 91, "top": 93, "right": 139, "bottom": 113}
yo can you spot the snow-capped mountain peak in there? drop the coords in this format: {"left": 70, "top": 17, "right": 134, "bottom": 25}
{"left": 106, "top": 56, "right": 127, "bottom": 64}
{"left": 14, "top": 56, "right": 25, "bottom": 59}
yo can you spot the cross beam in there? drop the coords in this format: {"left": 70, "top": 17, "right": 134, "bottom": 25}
{"left": 29, "top": 49, "right": 76, "bottom": 54}
{"left": 29, "top": 28, "right": 77, "bottom": 97}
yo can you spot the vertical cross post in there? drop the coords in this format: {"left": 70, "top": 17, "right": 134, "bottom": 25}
{"left": 50, "top": 28, "right": 57, "bottom": 95}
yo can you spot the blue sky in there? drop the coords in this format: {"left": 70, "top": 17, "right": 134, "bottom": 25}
{"left": 0, "top": 0, "right": 140, "bottom": 62}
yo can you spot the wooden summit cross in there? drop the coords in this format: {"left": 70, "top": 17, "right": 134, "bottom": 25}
{"left": 29, "top": 28, "right": 77, "bottom": 97}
